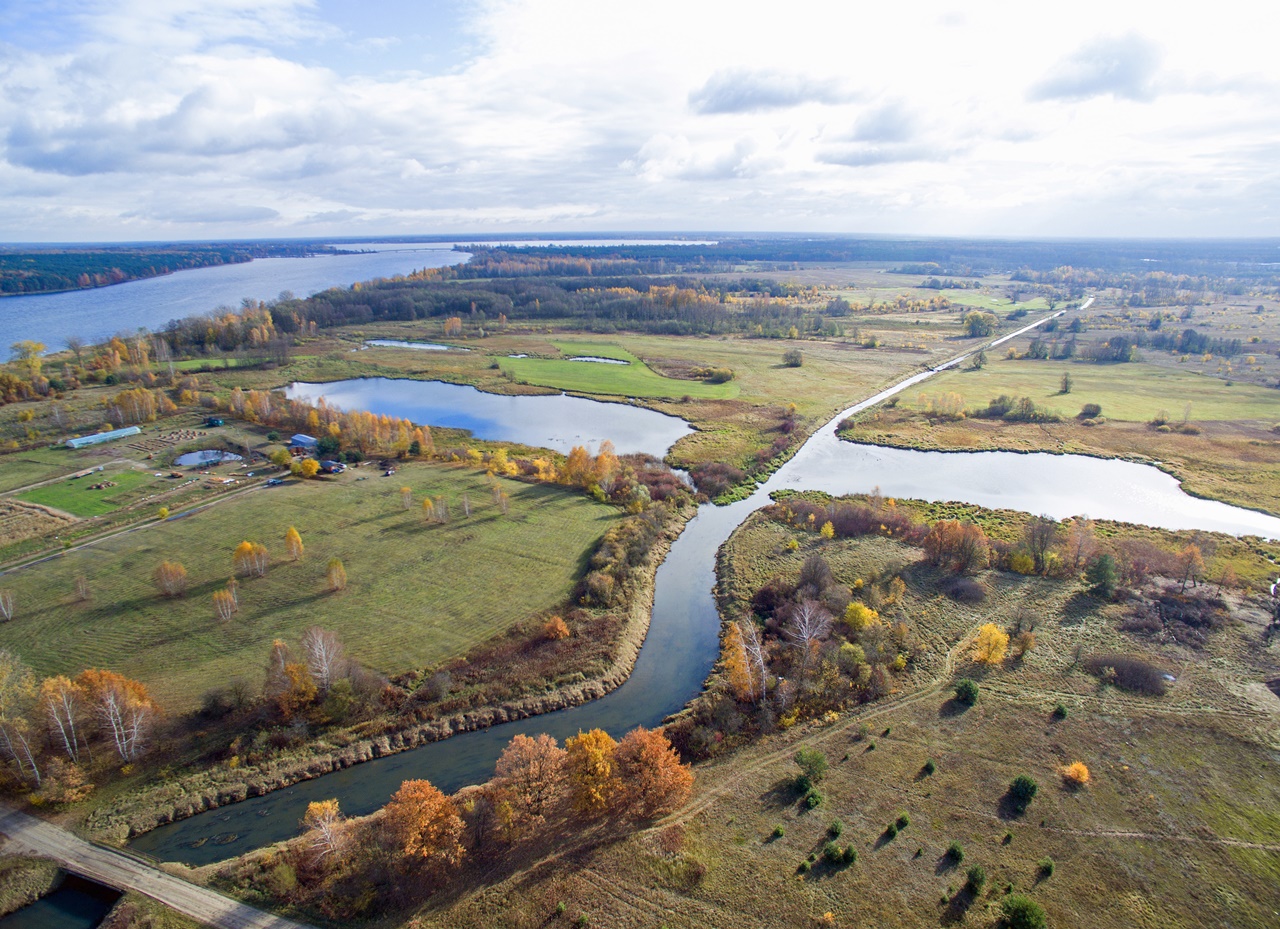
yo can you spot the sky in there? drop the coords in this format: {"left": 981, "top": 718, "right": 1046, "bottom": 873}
{"left": 1, "top": 0, "right": 1277, "bottom": 242}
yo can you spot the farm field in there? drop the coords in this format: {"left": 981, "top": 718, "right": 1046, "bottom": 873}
{"left": 16, "top": 466, "right": 165, "bottom": 517}
{"left": 0, "top": 461, "right": 620, "bottom": 709}
{"left": 410, "top": 511, "right": 1280, "bottom": 929}
{"left": 0, "top": 447, "right": 79, "bottom": 494}
{"left": 498, "top": 341, "right": 740, "bottom": 400}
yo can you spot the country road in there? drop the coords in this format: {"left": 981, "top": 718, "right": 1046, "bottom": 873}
{"left": 0, "top": 803, "right": 315, "bottom": 929}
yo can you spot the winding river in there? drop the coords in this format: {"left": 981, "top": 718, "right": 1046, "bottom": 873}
{"left": 131, "top": 322, "right": 1280, "bottom": 865}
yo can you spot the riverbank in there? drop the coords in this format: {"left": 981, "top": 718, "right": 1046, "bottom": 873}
{"left": 81, "top": 502, "right": 693, "bottom": 845}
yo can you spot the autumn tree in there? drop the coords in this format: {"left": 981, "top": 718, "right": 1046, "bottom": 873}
{"left": 40, "top": 675, "right": 85, "bottom": 763}
{"left": 263, "top": 640, "right": 317, "bottom": 720}
{"left": 971, "top": 623, "right": 1009, "bottom": 665}
{"left": 301, "top": 626, "right": 345, "bottom": 694}
{"left": 299, "top": 458, "right": 320, "bottom": 479}
{"left": 152, "top": 561, "right": 188, "bottom": 598}
{"left": 1022, "top": 515, "right": 1061, "bottom": 575}
{"left": 727, "top": 619, "right": 768, "bottom": 704}
{"left": 284, "top": 526, "right": 304, "bottom": 561}
{"left": 383, "top": 779, "right": 465, "bottom": 869}
{"left": 565, "top": 728, "right": 619, "bottom": 815}
{"left": 326, "top": 557, "right": 347, "bottom": 592}
{"left": 233, "top": 541, "right": 268, "bottom": 577}
{"left": 0, "top": 650, "right": 42, "bottom": 785}
{"left": 784, "top": 600, "right": 832, "bottom": 680}
{"left": 9, "top": 340, "right": 45, "bottom": 380}
{"left": 400, "top": 486, "right": 413, "bottom": 510}
{"left": 76, "top": 669, "right": 156, "bottom": 761}
{"left": 301, "top": 798, "right": 349, "bottom": 865}
{"left": 613, "top": 726, "right": 694, "bottom": 818}
{"left": 493, "top": 733, "right": 568, "bottom": 827}
{"left": 212, "top": 590, "right": 236, "bottom": 622}
{"left": 1064, "top": 516, "right": 1098, "bottom": 571}
{"left": 544, "top": 616, "right": 570, "bottom": 641}
{"left": 0, "top": 590, "right": 14, "bottom": 621}
{"left": 1176, "top": 544, "right": 1205, "bottom": 591}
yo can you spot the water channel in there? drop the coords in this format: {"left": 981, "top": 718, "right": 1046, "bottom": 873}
{"left": 133, "top": 335, "right": 1280, "bottom": 864}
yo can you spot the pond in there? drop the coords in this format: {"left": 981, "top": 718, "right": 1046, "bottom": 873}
{"left": 285, "top": 378, "right": 691, "bottom": 458}
{"left": 363, "top": 340, "right": 469, "bottom": 352}
{"left": 133, "top": 371, "right": 1280, "bottom": 866}
{"left": 172, "top": 450, "right": 243, "bottom": 467}
{"left": 567, "top": 356, "right": 629, "bottom": 365}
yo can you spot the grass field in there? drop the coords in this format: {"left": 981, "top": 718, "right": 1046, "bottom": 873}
{"left": 498, "top": 340, "right": 740, "bottom": 400}
{"left": 942, "top": 291, "right": 1049, "bottom": 312}
{"left": 16, "top": 467, "right": 164, "bottom": 517}
{"left": 924, "top": 355, "right": 1280, "bottom": 424}
{"left": 0, "top": 447, "right": 81, "bottom": 494}
{"left": 0, "top": 462, "right": 619, "bottom": 709}
{"left": 411, "top": 517, "right": 1280, "bottom": 929}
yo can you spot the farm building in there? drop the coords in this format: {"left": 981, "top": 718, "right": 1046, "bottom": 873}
{"left": 290, "top": 433, "right": 319, "bottom": 449}
{"left": 66, "top": 426, "right": 142, "bottom": 449}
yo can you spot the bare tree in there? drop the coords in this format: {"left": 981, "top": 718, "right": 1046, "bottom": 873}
{"left": 40, "top": 676, "right": 85, "bottom": 763}
{"left": 1065, "top": 516, "right": 1098, "bottom": 571}
{"left": 0, "top": 590, "right": 14, "bottom": 621}
{"left": 734, "top": 619, "right": 769, "bottom": 704}
{"left": 1023, "top": 515, "right": 1061, "bottom": 575}
{"left": 301, "top": 626, "right": 345, "bottom": 694}
{"left": 0, "top": 650, "right": 41, "bottom": 785}
{"left": 784, "top": 600, "right": 832, "bottom": 680}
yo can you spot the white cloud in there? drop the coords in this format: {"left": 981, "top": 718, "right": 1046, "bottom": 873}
{"left": 1029, "top": 33, "right": 1162, "bottom": 102}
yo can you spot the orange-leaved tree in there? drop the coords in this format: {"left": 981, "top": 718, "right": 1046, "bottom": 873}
{"left": 284, "top": 526, "right": 304, "bottom": 561}
{"left": 301, "top": 798, "right": 349, "bottom": 865}
{"left": 565, "top": 728, "right": 618, "bottom": 816}
{"left": 152, "top": 561, "right": 188, "bottom": 598}
{"left": 75, "top": 668, "right": 157, "bottom": 761}
{"left": 326, "top": 557, "right": 347, "bottom": 592}
{"left": 613, "top": 726, "right": 693, "bottom": 818}
{"left": 233, "top": 541, "right": 269, "bottom": 578}
{"left": 493, "top": 733, "right": 567, "bottom": 825}
{"left": 383, "top": 779, "right": 465, "bottom": 869}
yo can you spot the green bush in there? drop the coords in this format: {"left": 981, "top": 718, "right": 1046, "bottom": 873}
{"left": 947, "top": 840, "right": 965, "bottom": 862}
{"left": 795, "top": 748, "right": 828, "bottom": 783}
{"left": 1001, "top": 895, "right": 1047, "bottom": 929}
{"left": 804, "top": 790, "right": 823, "bottom": 809}
{"left": 896, "top": 813, "right": 910, "bottom": 829}
{"left": 783, "top": 349, "right": 803, "bottom": 367}
{"left": 955, "top": 678, "right": 979, "bottom": 705}
{"left": 798, "top": 860, "right": 811, "bottom": 873}
{"left": 823, "top": 841, "right": 843, "bottom": 864}
{"left": 966, "top": 864, "right": 986, "bottom": 893}
{"left": 1009, "top": 775, "right": 1039, "bottom": 814}
{"left": 923, "top": 758, "right": 937, "bottom": 775}
{"left": 885, "top": 822, "right": 898, "bottom": 840}
{"left": 772, "top": 825, "right": 785, "bottom": 839}
{"left": 1051, "top": 703, "right": 1068, "bottom": 721}
{"left": 556, "top": 902, "right": 566, "bottom": 916}
{"left": 842, "top": 845, "right": 857, "bottom": 865}
{"left": 828, "top": 819, "right": 843, "bottom": 838}
{"left": 1038, "top": 856, "right": 1055, "bottom": 877}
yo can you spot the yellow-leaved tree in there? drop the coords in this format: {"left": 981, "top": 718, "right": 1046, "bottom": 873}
{"left": 284, "top": 526, "right": 304, "bottom": 562}
{"left": 971, "top": 623, "right": 1009, "bottom": 665}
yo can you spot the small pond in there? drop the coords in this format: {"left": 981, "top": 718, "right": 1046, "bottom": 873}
{"left": 173, "top": 450, "right": 243, "bottom": 467}
{"left": 364, "top": 339, "right": 469, "bottom": 352}
{"left": 567, "top": 356, "right": 629, "bottom": 365}
{"left": 285, "top": 377, "right": 691, "bottom": 458}
{"left": 0, "top": 876, "right": 119, "bottom": 929}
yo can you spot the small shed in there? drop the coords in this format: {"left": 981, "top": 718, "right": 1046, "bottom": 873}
{"left": 290, "top": 434, "right": 319, "bottom": 449}
{"left": 320, "top": 460, "right": 346, "bottom": 474}
{"left": 66, "top": 426, "right": 142, "bottom": 449}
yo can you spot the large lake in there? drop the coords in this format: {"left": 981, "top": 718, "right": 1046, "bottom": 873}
{"left": 132, "top": 372, "right": 1280, "bottom": 865}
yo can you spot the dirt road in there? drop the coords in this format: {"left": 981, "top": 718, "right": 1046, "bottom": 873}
{"left": 0, "top": 803, "right": 314, "bottom": 929}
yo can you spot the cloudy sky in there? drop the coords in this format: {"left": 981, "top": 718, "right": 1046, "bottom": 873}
{"left": 1, "top": 0, "right": 1277, "bottom": 241}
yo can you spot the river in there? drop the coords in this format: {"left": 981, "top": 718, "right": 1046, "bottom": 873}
{"left": 131, "top": 329, "right": 1280, "bottom": 864}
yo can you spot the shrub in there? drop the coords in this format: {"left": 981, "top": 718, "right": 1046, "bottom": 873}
{"left": 798, "top": 860, "right": 811, "bottom": 873}
{"left": 947, "top": 840, "right": 964, "bottom": 862}
{"left": 544, "top": 616, "right": 571, "bottom": 641}
{"left": 795, "top": 748, "right": 828, "bottom": 783}
{"left": 773, "top": 825, "right": 785, "bottom": 838}
{"left": 1083, "top": 654, "right": 1168, "bottom": 696}
{"left": 1078, "top": 403, "right": 1102, "bottom": 418}
{"left": 885, "top": 822, "right": 898, "bottom": 840}
{"left": 556, "top": 902, "right": 567, "bottom": 916}
{"left": 966, "top": 864, "right": 987, "bottom": 893}
{"left": 1085, "top": 553, "right": 1118, "bottom": 597}
{"left": 923, "top": 758, "right": 937, "bottom": 776}
{"left": 896, "top": 813, "right": 910, "bottom": 830}
{"left": 828, "top": 819, "right": 843, "bottom": 838}
{"left": 804, "top": 791, "right": 823, "bottom": 810}
{"left": 823, "top": 841, "right": 843, "bottom": 864}
{"left": 1038, "top": 857, "right": 1054, "bottom": 877}
{"left": 1001, "top": 895, "right": 1048, "bottom": 929}
{"left": 954, "top": 678, "right": 979, "bottom": 706}
{"left": 942, "top": 576, "right": 986, "bottom": 604}
{"left": 783, "top": 349, "right": 803, "bottom": 367}
{"left": 1051, "top": 703, "right": 1068, "bottom": 721}
{"left": 843, "top": 845, "right": 857, "bottom": 864}
{"left": 1062, "top": 762, "right": 1090, "bottom": 786}
{"left": 1009, "top": 775, "right": 1039, "bottom": 814}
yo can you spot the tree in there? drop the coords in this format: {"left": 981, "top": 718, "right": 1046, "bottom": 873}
{"left": 614, "top": 726, "right": 694, "bottom": 818}
{"left": 9, "top": 340, "right": 45, "bottom": 380}
{"left": 565, "top": 728, "right": 619, "bottom": 815}
{"left": 784, "top": 600, "right": 832, "bottom": 679}
{"left": 1022, "top": 515, "right": 1060, "bottom": 575}
{"left": 263, "top": 640, "right": 316, "bottom": 720}
{"left": 301, "top": 799, "right": 349, "bottom": 864}
{"left": 954, "top": 678, "right": 979, "bottom": 705}
{"left": 383, "top": 779, "right": 465, "bottom": 869}
{"left": 970, "top": 348, "right": 987, "bottom": 370}
{"left": 1176, "top": 544, "right": 1205, "bottom": 591}
{"left": 76, "top": 668, "right": 156, "bottom": 762}
{"left": 544, "top": 616, "right": 570, "bottom": 640}
{"left": 299, "top": 458, "right": 320, "bottom": 479}
{"left": 1064, "top": 516, "right": 1097, "bottom": 571}
{"left": 783, "top": 348, "right": 803, "bottom": 367}
{"left": 152, "top": 561, "right": 188, "bottom": 598}
{"left": 493, "top": 733, "right": 567, "bottom": 825}
{"left": 1061, "top": 761, "right": 1090, "bottom": 786}
{"left": 40, "top": 675, "right": 85, "bottom": 763}
{"left": 971, "top": 624, "right": 1009, "bottom": 665}
{"left": 1085, "top": 553, "right": 1118, "bottom": 597}
{"left": 301, "top": 626, "right": 345, "bottom": 694}
{"left": 326, "top": 557, "right": 347, "bottom": 592}
{"left": 0, "top": 590, "right": 14, "bottom": 621}
{"left": 284, "top": 526, "right": 304, "bottom": 561}
{"left": 212, "top": 590, "right": 236, "bottom": 622}
{"left": 233, "top": 541, "right": 268, "bottom": 578}
{"left": 0, "top": 650, "right": 42, "bottom": 785}
{"left": 962, "top": 311, "right": 997, "bottom": 338}
{"left": 400, "top": 486, "right": 413, "bottom": 510}
{"left": 794, "top": 748, "right": 828, "bottom": 784}
{"left": 1060, "top": 371, "right": 1073, "bottom": 394}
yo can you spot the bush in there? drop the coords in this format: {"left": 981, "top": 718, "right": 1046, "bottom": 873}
{"left": 783, "top": 349, "right": 803, "bottom": 367}
{"left": 795, "top": 748, "right": 828, "bottom": 783}
{"left": 773, "top": 825, "right": 785, "bottom": 838}
{"left": 798, "top": 860, "right": 811, "bottom": 873}
{"left": 1051, "top": 703, "right": 1068, "bottom": 721}
{"left": 1009, "top": 775, "right": 1039, "bottom": 814}
{"left": 966, "top": 864, "right": 987, "bottom": 893}
{"left": 1085, "top": 553, "right": 1118, "bottom": 597}
{"left": 1001, "top": 895, "right": 1048, "bottom": 929}
{"left": 947, "top": 840, "right": 964, "bottom": 862}
{"left": 885, "top": 822, "right": 898, "bottom": 840}
{"left": 823, "top": 841, "right": 843, "bottom": 864}
{"left": 1083, "top": 654, "right": 1168, "bottom": 696}
{"left": 1062, "top": 761, "right": 1090, "bottom": 786}
{"left": 828, "top": 819, "right": 843, "bottom": 838}
{"left": 923, "top": 758, "right": 937, "bottom": 775}
{"left": 954, "top": 678, "right": 979, "bottom": 706}
{"left": 896, "top": 813, "right": 910, "bottom": 829}
{"left": 1078, "top": 403, "right": 1102, "bottom": 418}
{"left": 804, "top": 791, "right": 823, "bottom": 810}
{"left": 1038, "top": 856, "right": 1055, "bottom": 877}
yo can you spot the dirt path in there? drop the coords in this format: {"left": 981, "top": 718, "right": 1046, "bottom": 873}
{"left": 0, "top": 803, "right": 315, "bottom": 929}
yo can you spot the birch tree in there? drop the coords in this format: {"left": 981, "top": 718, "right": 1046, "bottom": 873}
{"left": 40, "top": 675, "right": 85, "bottom": 764}
{"left": 301, "top": 626, "right": 344, "bottom": 695}
{"left": 76, "top": 669, "right": 156, "bottom": 762}
{"left": 0, "top": 650, "right": 41, "bottom": 785}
